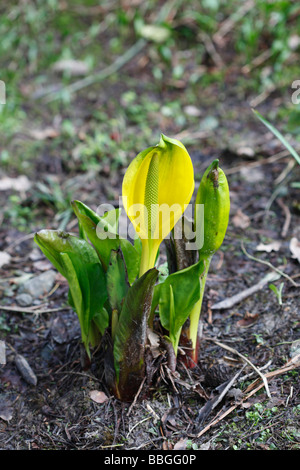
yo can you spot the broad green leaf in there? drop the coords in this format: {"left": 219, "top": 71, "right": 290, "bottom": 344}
{"left": 34, "top": 230, "right": 108, "bottom": 354}
{"left": 72, "top": 199, "right": 121, "bottom": 232}
{"left": 71, "top": 200, "right": 140, "bottom": 283}
{"left": 157, "top": 260, "right": 204, "bottom": 351}
{"left": 106, "top": 249, "right": 129, "bottom": 313}
{"left": 113, "top": 268, "right": 158, "bottom": 401}
{"left": 253, "top": 109, "right": 300, "bottom": 165}
{"left": 93, "top": 307, "right": 110, "bottom": 337}
{"left": 119, "top": 239, "right": 141, "bottom": 284}
{"left": 71, "top": 200, "right": 119, "bottom": 270}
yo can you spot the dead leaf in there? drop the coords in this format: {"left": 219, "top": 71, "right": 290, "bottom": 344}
{"left": 289, "top": 237, "right": 300, "bottom": 263}
{"left": 147, "top": 328, "right": 161, "bottom": 358}
{"left": 28, "top": 127, "right": 59, "bottom": 140}
{"left": 0, "top": 251, "right": 11, "bottom": 268}
{"left": 0, "top": 175, "right": 31, "bottom": 192}
{"left": 15, "top": 354, "right": 37, "bottom": 386}
{"left": 0, "top": 405, "right": 13, "bottom": 422}
{"left": 33, "top": 259, "right": 53, "bottom": 271}
{"left": 174, "top": 438, "right": 188, "bottom": 450}
{"left": 89, "top": 390, "right": 109, "bottom": 404}
{"left": 236, "top": 312, "right": 259, "bottom": 328}
{"left": 256, "top": 241, "right": 281, "bottom": 253}
{"left": 232, "top": 209, "right": 250, "bottom": 229}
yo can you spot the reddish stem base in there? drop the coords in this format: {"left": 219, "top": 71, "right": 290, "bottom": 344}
{"left": 178, "top": 334, "right": 200, "bottom": 369}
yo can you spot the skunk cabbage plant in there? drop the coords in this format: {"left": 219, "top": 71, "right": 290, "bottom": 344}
{"left": 34, "top": 134, "right": 230, "bottom": 401}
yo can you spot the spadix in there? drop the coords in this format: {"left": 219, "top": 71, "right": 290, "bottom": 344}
{"left": 122, "top": 134, "right": 195, "bottom": 276}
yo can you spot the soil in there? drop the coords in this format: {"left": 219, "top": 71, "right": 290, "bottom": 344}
{"left": 1, "top": 143, "right": 299, "bottom": 451}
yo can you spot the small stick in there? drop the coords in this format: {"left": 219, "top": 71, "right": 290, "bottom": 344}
{"left": 204, "top": 337, "right": 271, "bottom": 399}
{"left": 277, "top": 197, "right": 291, "bottom": 238}
{"left": 0, "top": 305, "right": 71, "bottom": 314}
{"left": 127, "top": 377, "right": 146, "bottom": 416}
{"left": 241, "top": 241, "right": 300, "bottom": 287}
{"left": 197, "top": 356, "right": 299, "bottom": 438}
{"left": 211, "top": 270, "right": 280, "bottom": 310}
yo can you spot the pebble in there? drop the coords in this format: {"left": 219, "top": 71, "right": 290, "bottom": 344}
{"left": 18, "top": 270, "right": 57, "bottom": 299}
{"left": 16, "top": 293, "right": 33, "bottom": 307}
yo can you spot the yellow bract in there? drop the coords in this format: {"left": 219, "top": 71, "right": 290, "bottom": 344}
{"left": 122, "top": 134, "right": 194, "bottom": 276}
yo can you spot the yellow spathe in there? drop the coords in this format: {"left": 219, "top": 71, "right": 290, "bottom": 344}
{"left": 122, "top": 134, "right": 194, "bottom": 276}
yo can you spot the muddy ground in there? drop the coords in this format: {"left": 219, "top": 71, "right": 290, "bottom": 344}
{"left": 0, "top": 141, "right": 299, "bottom": 451}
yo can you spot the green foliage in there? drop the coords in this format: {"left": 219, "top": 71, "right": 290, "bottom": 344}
{"left": 34, "top": 229, "right": 109, "bottom": 356}
{"left": 153, "top": 260, "right": 204, "bottom": 354}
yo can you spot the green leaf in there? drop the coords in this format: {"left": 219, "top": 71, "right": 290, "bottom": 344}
{"left": 34, "top": 230, "right": 108, "bottom": 355}
{"left": 113, "top": 268, "right": 158, "bottom": 401}
{"left": 157, "top": 260, "right": 204, "bottom": 353}
{"left": 253, "top": 109, "right": 300, "bottom": 165}
{"left": 71, "top": 200, "right": 120, "bottom": 270}
{"left": 71, "top": 200, "right": 140, "bottom": 283}
{"left": 106, "top": 249, "right": 129, "bottom": 313}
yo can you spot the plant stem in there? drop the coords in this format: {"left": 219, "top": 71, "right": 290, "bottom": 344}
{"left": 139, "top": 239, "right": 159, "bottom": 277}
{"left": 188, "top": 255, "right": 212, "bottom": 362}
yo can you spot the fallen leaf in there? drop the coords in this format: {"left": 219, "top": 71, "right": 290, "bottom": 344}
{"left": 0, "top": 251, "right": 11, "bottom": 268}
{"left": 147, "top": 328, "right": 161, "bottom": 358}
{"left": 15, "top": 354, "right": 37, "bottom": 386}
{"left": 174, "top": 438, "right": 188, "bottom": 450}
{"left": 184, "top": 105, "right": 202, "bottom": 117}
{"left": 28, "top": 127, "right": 59, "bottom": 140}
{"left": 0, "top": 405, "right": 13, "bottom": 422}
{"left": 232, "top": 209, "right": 250, "bottom": 229}
{"left": 256, "top": 241, "right": 281, "bottom": 253}
{"left": 290, "top": 237, "right": 300, "bottom": 263}
{"left": 89, "top": 390, "right": 109, "bottom": 404}
{"left": 33, "top": 259, "right": 53, "bottom": 271}
{"left": 0, "top": 175, "right": 31, "bottom": 192}
{"left": 236, "top": 312, "right": 259, "bottom": 328}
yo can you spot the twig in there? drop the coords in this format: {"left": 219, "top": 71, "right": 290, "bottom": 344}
{"left": 213, "top": 0, "right": 255, "bottom": 44}
{"left": 5, "top": 233, "right": 35, "bottom": 252}
{"left": 241, "top": 241, "right": 300, "bottom": 287}
{"left": 43, "top": 38, "right": 147, "bottom": 103}
{"left": 277, "top": 197, "right": 291, "bottom": 238}
{"left": 0, "top": 305, "right": 71, "bottom": 314}
{"left": 197, "top": 354, "right": 299, "bottom": 438}
{"left": 205, "top": 338, "right": 271, "bottom": 399}
{"left": 199, "top": 32, "right": 224, "bottom": 67}
{"left": 126, "top": 416, "right": 152, "bottom": 438}
{"left": 242, "top": 48, "right": 273, "bottom": 74}
{"left": 249, "top": 83, "right": 277, "bottom": 108}
{"left": 127, "top": 377, "right": 146, "bottom": 416}
{"left": 224, "top": 150, "right": 290, "bottom": 175}
{"left": 275, "top": 158, "right": 296, "bottom": 185}
{"left": 42, "top": 0, "right": 178, "bottom": 103}
{"left": 211, "top": 270, "right": 280, "bottom": 310}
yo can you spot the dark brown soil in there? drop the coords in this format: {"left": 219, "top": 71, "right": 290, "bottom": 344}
{"left": 1, "top": 146, "right": 299, "bottom": 451}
